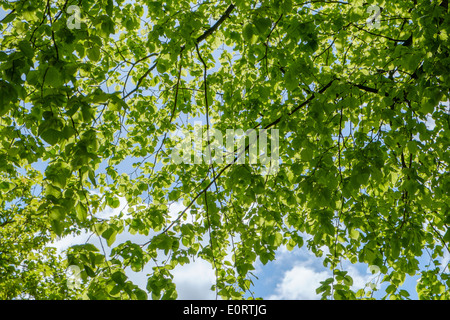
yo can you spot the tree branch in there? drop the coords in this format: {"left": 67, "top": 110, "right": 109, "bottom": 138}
{"left": 122, "top": 62, "right": 158, "bottom": 99}
{"left": 124, "top": 4, "right": 235, "bottom": 100}
{"left": 195, "top": 4, "right": 235, "bottom": 45}
{"left": 0, "top": 9, "right": 15, "bottom": 23}
{"left": 122, "top": 53, "right": 158, "bottom": 98}
{"left": 169, "top": 58, "right": 183, "bottom": 123}
{"left": 350, "top": 22, "right": 411, "bottom": 43}
{"left": 180, "top": 3, "right": 235, "bottom": 53}
{"left": 146, "top": 162, "right": 233, "bottom": 242}
{"left": 264, "top": 78, "right": 336, "bottom": 129}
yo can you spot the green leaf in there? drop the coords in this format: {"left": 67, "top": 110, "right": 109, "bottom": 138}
{"left": 18, "top": 40, "right": 34, "bottom": 59}
{"left": 100, "top": 19, "right": 115, "bottom": 37}
{"left": 102, "top": 228, "right": 118, "bottom": 247}
{"left": 399, "top": 289, "right": 410, "bottom": 298}
{"left": 281, "top": 0, "right": 293, "bottom": 13}
{"left": 284, "top": 68, "right": 298, "bottom": 91}
{"left": 155, "top": 234, "right": 173, "bottom": 252}
{"left": 51, "top": 219, "right": 64, "bottom": 237}
{"left": 156, "top": 54, "right": 171, "bottom": 74}
{"left": 107, "top": 196, "right": 121, "bottom": 209}
{"left": 71, "top": 243, "right": 99, "bottom": 252}
{"left": 286, "top": 238, "right": 296, "bottom": 251}
{"left": 301, "top": 148, "right": 313, "bottom": 161}
{"left": 134, "top": 288, "right": 148, "bottom": 300}
{"left": 1, "top": 12, "right": 16, "bottom": 24}
{"left": 84, "top": 265, "right": 96, "bottom": 277}
{"left": 0, "top": 181, "right": 10, "bottom": 191}
{"left": 443, "top": 229, "right": 450, "bottom": 243}
{"left": 45, "top": 67, "right": 62, "bottom": 87}
{"left": 253, "top": 17, "right": 272, "bottom": 35}
{"left": 88, "top": 169, "right": 97, "bottom": 187}
{"left": 40, "top": 129, "right": 61, "bottom": 146}
{"left": 45, "top": 184, "right": 62, "bottom": 199}
{"left": 344, "top": 275, "right": 353, "bottom": 286}
{"left": 81, "top": 104, "right": 95, "bottom": 122}
{"left": 391, "top": 235, "right": 401, "bottom": 259}
{"left": 243, "top": 23, "right": 255, "bottom": 42}
{"left": 106, "top": 0, "right": 114, "bottom": 16}
{"left": 87, "top": 46, "right": 101, "bottom": 62}
{"left": 111, "top": 271, "right": 127, "bottom": 286}
{"left": 349, "top": 228, "right": 360, "bottom": 240}
{"left": 49, "top": 206, "right": 65, "bottom": 221}
{"left": 385, "top": 284, "right": 396, "bottom": 295}
{"left": 269, "top": 232, "right": 283, "bottom": 247}
{"left": 75, "top": 203, "right": 88, "bottom": 222}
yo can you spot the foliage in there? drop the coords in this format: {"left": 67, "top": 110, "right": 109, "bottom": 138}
{"left": 0, "top": 0, "right": 449, "bottom": 300}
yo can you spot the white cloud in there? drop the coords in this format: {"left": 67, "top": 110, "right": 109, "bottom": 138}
{"left": 441, "top": 249, "right": 450, "bottom": 273}
{"left": 425, "top": 115, "right": 436, "bottom": 130}
{"left": 50, "top": 231, "right": 91, "bottom": 255}
{"left": 267, "top": 265, "right": 330, "bottom": 300}
{"left": 265, "top": 262, "right": 376, "bottom": 300}
{"left": 346, "top": 264, "right": 378, "bottom": 291}
{"left": 168, "top": 200, "right": 190, "bottom": 223}
{"left": 172, "top": 258, "right": 217, "bottom": 300}
{"left": 95, "top": 195, "right": 129, "bottom": 220}
{"left": 260, "top": 242, "right": 377, "bottom": 300}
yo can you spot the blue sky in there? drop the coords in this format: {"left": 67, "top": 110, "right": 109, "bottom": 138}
{"left": 2, "top": 2, "right": 449, "bottom": 301}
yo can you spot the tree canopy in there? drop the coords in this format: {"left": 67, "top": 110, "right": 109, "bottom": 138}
{"left": 0, "top": 0, "right": 449, "bottom": 300}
